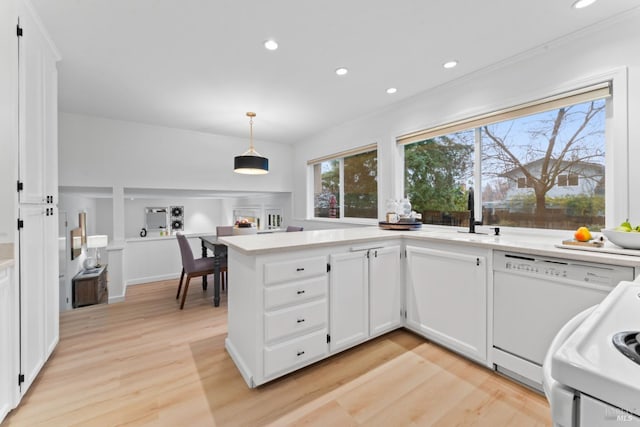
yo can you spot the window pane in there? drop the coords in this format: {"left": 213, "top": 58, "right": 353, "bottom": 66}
{"left": 404, "top": 130, "right": 474, "bottom": 226}
{"left": 344, "top": 150, "right": 378, "bottom": 218}
{"left": 313, "top": 160, "right": 340, "bottom": 218}
{"left": 481, "top": 99, "right": 605, "bottom": 230}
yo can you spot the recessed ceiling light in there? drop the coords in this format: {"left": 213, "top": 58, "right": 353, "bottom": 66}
{"left": 264, "top": 39, "right": 278, "bottom": 50}
{"left": 443, "top": 60, "right": 458, "bottom": 69}
{"left": 335, "top": 67, "right": 349, "bottom": 76}
{"left": 386, "top": 87, "right": 397, "bottom": 94}
{"left": 572, "top": 0, "right": 597, "bottom": 9}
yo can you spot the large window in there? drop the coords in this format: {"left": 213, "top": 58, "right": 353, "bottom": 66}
{"left": 401, "top": 83, "right": 609, "bottom": 230}
{"left": 310, "top": 146, "right": 378, "bottom": 219}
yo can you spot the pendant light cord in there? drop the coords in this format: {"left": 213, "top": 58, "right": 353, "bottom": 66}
{"left": 247, "top": 112, "right": 256, "bottom": 154}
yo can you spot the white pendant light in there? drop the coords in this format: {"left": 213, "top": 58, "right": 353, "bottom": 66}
{"left": 234, "top": 112, "right": 269, "bottom": 175}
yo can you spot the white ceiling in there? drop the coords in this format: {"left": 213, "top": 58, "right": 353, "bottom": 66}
{"left": 31, "top": 0, "right": 640, "bottom": 145}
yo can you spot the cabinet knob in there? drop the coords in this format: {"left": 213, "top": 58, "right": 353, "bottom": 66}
{"left": 296, "top": 267, "right": 305, "bottom": 272}
{"left": 296, "top": 290, "right": 305, "bottom": 295}
{"left": 296, "top": 318, "right": 305, "bottom": 323}
{"left": 296, "top": 350, "right": 305, "bottom": 357}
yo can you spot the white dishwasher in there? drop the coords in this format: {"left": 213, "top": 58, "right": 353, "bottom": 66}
{"left": 492, "top": 250, "right": 635, "bottom": 390}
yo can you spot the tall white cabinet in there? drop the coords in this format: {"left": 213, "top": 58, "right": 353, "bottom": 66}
{"left": 0, "top": 1, "right": 60, "bottom": 422}
{"left": 16, "top": 0, "right": 60, "bottom": 397}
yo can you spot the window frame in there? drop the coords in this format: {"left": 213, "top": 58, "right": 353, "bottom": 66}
{"left": 307, "top": 143, "right": 378, "bottom": 222}
{"left": 396, "top": 71, "right": 629, "bottom": 230}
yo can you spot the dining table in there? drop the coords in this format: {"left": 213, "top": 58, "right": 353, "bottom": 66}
{"left": 199, "top": 235, "right": 227, "bottom": 307}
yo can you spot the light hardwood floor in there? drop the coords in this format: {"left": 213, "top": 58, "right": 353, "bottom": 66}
{"left": 5, "top": 279, "right": 552, "bottom": 426}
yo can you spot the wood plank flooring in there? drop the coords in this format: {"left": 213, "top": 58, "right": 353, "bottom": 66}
{"left": 4, "top": 279, "right": 551, "bottom": 426}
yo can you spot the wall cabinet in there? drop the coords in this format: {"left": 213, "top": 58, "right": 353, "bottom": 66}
{"left": 17, "top": 2, "right": 58, "bottom": 206}
{"left": 0, "top": 265, "right": 16, "bottom": 422}
{"left": 9, "top": 0, "right": 60, "bottom": 418}
{"left": 405, "top": 244, "right": 488, "bottom": 364}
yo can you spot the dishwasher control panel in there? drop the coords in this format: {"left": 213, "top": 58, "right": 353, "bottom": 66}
{"left": 495, "top": 251, "right": 635, "bottom": 286}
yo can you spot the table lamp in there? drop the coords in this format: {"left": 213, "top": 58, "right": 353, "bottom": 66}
{"left": 84, "top": 235, "right": 108, "bottom": 269}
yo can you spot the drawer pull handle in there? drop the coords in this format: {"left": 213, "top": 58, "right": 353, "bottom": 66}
{"left": 296, "top": 318, "right": 305, "bottom": 323}
{"left": 296, "top": 267, "right": 305, "bottom": 272}
{"left": 296, "top": 351, "right": 305, "bottom": 357}
{"left": 296, "top": 290, "right": 305, "bottom": 295}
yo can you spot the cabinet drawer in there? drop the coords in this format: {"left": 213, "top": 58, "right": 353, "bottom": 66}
{"left": 264, "top": 329, "right": 327, "bottom": 378}
{"left": 263, "top": 256, "right": 327, "bottom": 286}
{"left": 264, "top": 299, "right": 327, "bottom": 343}
{"left": 264, "top": 276, "right": 327, "bottom": 310}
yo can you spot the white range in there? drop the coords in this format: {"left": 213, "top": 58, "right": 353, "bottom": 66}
{"left": 544, "top": 279, "right": 640, "bottom": 426}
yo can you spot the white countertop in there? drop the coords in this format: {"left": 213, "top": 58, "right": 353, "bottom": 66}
{"left": 218, "top": 226, "right": 640, "bottom": 267}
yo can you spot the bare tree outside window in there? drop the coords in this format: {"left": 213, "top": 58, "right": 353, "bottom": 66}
{"left": 481, "top": 99, "right": 605, "bottom": 229}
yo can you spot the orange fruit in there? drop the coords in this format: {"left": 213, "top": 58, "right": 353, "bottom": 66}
{"left": 574, "top": 226, "right": 592, "bottom": 242}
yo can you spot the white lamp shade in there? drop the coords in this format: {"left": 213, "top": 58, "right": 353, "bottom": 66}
{"left": 87, "top": 235, "right": 108, "bottom": 249}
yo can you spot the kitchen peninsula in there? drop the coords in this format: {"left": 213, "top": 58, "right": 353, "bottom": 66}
{"left": 219, "top": 227, "right": 640, "bottom": 389}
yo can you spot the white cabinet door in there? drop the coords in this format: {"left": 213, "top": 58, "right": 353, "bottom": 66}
{"left": 44, "top": 206, "right": 59, "bottom": 356}
{"left": 406, "top": 245, "right": 488, "bottom": 362}
{"left": 369, "top": 246, "right": 401, "bottom": 336}
{"left": 43, "top": 57, "right": 58, "bottom": 204}
{"left": 18, "top": 206, "right": 47, "bottom": 394}
{"left": 18, "top": 7, "right": 57, "bottom": 205}
{"left": 0, "top": 266, "right": 16, "bottom": 423}
{"left": 329, "top": 251, "right": 369, "bottom": 353}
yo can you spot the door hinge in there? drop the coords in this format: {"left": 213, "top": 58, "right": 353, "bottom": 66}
{"left": 17, "top": 219, "right": 24, "bottom": 230}
{"left": 326, "top": 263, "right": 331, "bottom": 273}
{"left": 326, "top": 334, "right": 331, "bottom": 343}
{"left": 16, "top": 25, "right": 23, "bottom": 37}
{"left": 18, "top": 373, "right": 24, "bottom": 385}
{"left": 17, "top": 180, "right": 23, "bottom": 192}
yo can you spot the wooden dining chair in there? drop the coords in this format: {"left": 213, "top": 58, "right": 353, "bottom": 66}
{"left": 175, "top": 233, "right": 216, "bottom": 309}
{"left": 286, "top": 225, "right": 304, "bottom": 232}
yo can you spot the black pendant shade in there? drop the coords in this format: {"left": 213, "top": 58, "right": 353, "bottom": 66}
{"left": 234, "top": 111, "right": 269, "bottom": 175}
{"left": 234, "top": 154, "right": 269, "bottom": 175}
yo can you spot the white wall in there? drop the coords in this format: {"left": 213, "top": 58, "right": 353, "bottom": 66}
{"left": 95, "top": 198, "right": 113, "bottom": 237}
{"left": 58, "top": 113, "right": 294, "bottom": 193}
{"left": 292, "top": 11, "right": 640, "bottom": 227}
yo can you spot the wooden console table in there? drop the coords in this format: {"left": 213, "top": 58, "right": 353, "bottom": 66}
{"left": 72, "top": 264, "right": 108, "bottom": 308}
